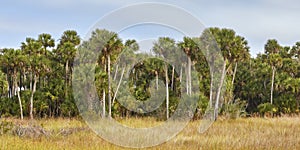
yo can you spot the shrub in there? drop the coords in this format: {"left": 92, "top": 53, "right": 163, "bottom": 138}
{"left": 258, "top": 103, "right": 276, "bottom": 117}
{"left": 222, "top": 99, "right": 248, "bottom": 119}
{"left": 0, "top": 120, "right": 14, "bottom": 135}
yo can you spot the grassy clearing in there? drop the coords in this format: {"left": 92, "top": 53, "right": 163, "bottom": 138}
{"left": 1, "top": 117, "right": 300, "bottom": 150}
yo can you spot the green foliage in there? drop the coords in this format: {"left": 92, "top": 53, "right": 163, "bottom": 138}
{"left": 0, "top": 71, "right": 8, "bottom": 96}
{"left": 222, "top": 99, "right": 248, "bottom": 119}
{"left": 0, "top": 27, "right": 300, "bottom": 119}
{"left": 0, "top": 120, "right": 14, "bottom": 135}
{"left": 258, "top": 103, "right": 276, "bottom": 116}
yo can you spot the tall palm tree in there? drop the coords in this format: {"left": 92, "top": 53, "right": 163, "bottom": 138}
{"left": 1, "top": 49, "right": 25, "bottom": 120}
{"left": 153, "top": 37, "right": 177, "bottom": 119}
{"left": 38, "top": 33, "right": 55, "bottom": 56}
{"left": 21, "top": 37, "right": 45, "bottom": 119}
{"left": 0, "top": 70, "right": 8, "bottom": 98}
{"left": 231, "top": 36, "right": 250, "bottom": 86}
{"left": 178, "top": 37, "right": 196, "bottom": 96}
{"left": 264, "top": 39, "right": 282, "bottom": 105}
{"left": 54, "top": 30, "right": 80, "bottom": 101}
{"left": 91, "top": 29, "right": 123, "bottom": 117}
{"left": 205, "top": 27, "right": 248, "bottom": 120}
{"left": 104, "top": 34, "right": 123, "bottom": 117}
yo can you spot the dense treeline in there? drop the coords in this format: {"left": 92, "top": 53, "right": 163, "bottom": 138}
{"left": 0, "top": 27, "right": 299, "bottom": 120}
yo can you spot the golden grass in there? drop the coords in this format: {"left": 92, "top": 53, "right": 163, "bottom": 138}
{"left": 1, "top": 117, "right": 300, "bottom": 150}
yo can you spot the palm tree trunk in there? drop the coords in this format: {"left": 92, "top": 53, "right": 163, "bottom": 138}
{"left": 5, "top": 70, "right": 9, "bottom": 98}
{"left": 113, "top": 64, "right": 119, "bottom": 81}
{"left": 108, "top": 55, "right": 112, "bottom": 118}
{"left": 30, "top": 72, "right": 32, "bottom": 91}
{"left": 102, "top": 89, "right": 106, "bottom": 118}
{"left": 23, "top": 73, "right": 27, "bottom": 90}
{"left": 209, "top": 72, "right": 214, "bottom": 108}
{"left": 188, "top": 57, "right": 192, "bottom": 95}
{"left": 232, "top": 62, "right": 238, "bottom": 86}
{"left": 19, "top": 70, "right": 22, "bottom": 92}
{"left": 14, "top": 76, "right": 23, "bottom": 120}
{"left": 30, "top": 74, "right": 37, "bottom": 119}
{"left": 65, "top": 60, "right": 69, "bottom": 100}
{"left": 165, "top": 64, "right": 169, "bottom": 119}
{"left": 186, "top": 64, "right": 189, "bottom": 95}
{"left": 12, "top": 77, "right": 15, "bottom": 96}
{"left": 179, "top": 64, "right": 183, "bottom": 83}
{"left": 271, "top": 66, "right": 276, "bottom": 105}
{"left": 156, "top": 71, "right": 158, "bottom": 90}
{"left": 171, "top": 65, "right": 175, "bottom": 90}
{"left": 214, "top": 61, "right": 226, "bottom": 120}
{"left": 112, "top": 66, "right": 125, "bottom": 104}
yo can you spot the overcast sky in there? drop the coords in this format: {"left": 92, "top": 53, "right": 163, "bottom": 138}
{"left": 1, "top": 0, "right": 300, "bottom": 56}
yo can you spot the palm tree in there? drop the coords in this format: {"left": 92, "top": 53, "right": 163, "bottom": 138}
{"left": 0, "top": 70, "right": 8, "bottom": 98}
{"left": 178, "top": 37, "right": 197, "bottom": 96}
{"left": 91, "top": 29, "right": 123, "bottom": 117}
{"left": 264, "top": 39, "right": 282, "bottom": 105}
{"left": 231, "top": 36, "right": 250, "bottom": 86}
{"left": 54, "top": 30, "right": 80, "bottom": 101}
{"left": 104, "top": 35, "right": 123, "bottom": 118}
{"left": 153, "top": 37, "right": 178, "bottom": 119}
{"left": 205, "top": 27, "right": 248, "bottom": 120}
{"left": 38, "top": 33, "right": 55, "bottom": 56}
{"left": 112, "top": 39, "right": 139, "bottom": 105}
{"left": 21, "top": 37, "right": 46, "bottom": 119}
{"left": 1, "top": 49, "right": 25, "bottom": 120}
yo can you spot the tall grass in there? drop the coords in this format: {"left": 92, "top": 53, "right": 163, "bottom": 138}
{"left": 1, "top": 117, "right": 300, "bottom": 150}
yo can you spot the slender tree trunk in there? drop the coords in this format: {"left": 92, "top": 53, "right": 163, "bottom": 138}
{"left": 188, "top": 57, "right": 192, "bottom": 95}
{"left": 19, "top": 70, "right": 22, "bottom": 92}
{"left": 112, "top": 66, "right": 125, "bottom": 104}
{"left": 30, "top": 72, "right": 32, "bottom": 91}
{"left": 209, "top": 58, "right": 215, "bottom": 108}
{"left": 65, "top": 60, "right": 69, "bottom": 100}
{"left": 102, "top": 63, "right": 107, "bottom": 118}
{"left": 214, "top": 61, "right": 226, "bottom": 120}
{"left": 14, "top": 75, "right": 23, "bottom": 120}
{"left": 270, "top": 66, "right": 276, "bottom": 105}
{"left": 171, "top": 65, "right": 175, "bottom": 90}
{"left": 232, "top": 62, "right": 238, "bottom": 86}
{"left": 113, "top": 64, "right": 119, "bottom": 81}
{"left": 12, "top": 77, "right": 15, "bottom": 96}
{"left": 156, "top": 71, "right": 159, "bottom": 90}
{"left": 102, "top": 89, "right": 106, "bottom": 118}
{"left": 30, "top": 74, "right": 37, "bottom": 120}
{"left": 69, "top": 66, "right": 73, "bottom": 87}
{"left": 5, "top": 71, "right": 9, "bottom": 98}
{"left": 23, "top": 73, "right": 27, "bottom": 90}
{"left": 209, "top": 72, "right": 214, "bottom": 108}
{"left": 165, "top": 64, "right": 169, "bottom": 119}
{"left": 108, "top": 55, "right": 112, "bottom": 118}
{"left": 186, "top": 64, "right": 189, "bottom": 95}
{"left": 179, "top": 64, "right": 183, "bottom": 83}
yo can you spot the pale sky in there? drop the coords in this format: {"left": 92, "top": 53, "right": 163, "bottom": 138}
{"left": 1, "top": 0, "right": 300, "bottom": 56}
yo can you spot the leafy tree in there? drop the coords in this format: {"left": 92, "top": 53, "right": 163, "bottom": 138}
{"left": 205, "top": 27, "right": 250, "bottom": 119}
{"left": 54, "top": 30, "right": 80, "bottom": 101}
{"left": 264, "top": 39, "right": 283, "bottom": 105}
{"left": 1, "top": 49, "right": 26, "bottom": 119}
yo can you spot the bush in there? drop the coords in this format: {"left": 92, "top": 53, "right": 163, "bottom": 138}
{"left": 0, "top": 120, "right": 14, "bottom": 135}
{"left": 222, "top": 99, "right": 248, "bottom": 119}
{"left": 258, "top": 103, "right": 276, "bottom": 117}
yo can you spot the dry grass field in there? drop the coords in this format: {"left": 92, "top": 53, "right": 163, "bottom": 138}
{"left": 1, "top": 117, "right": 300, "bottom": 150}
